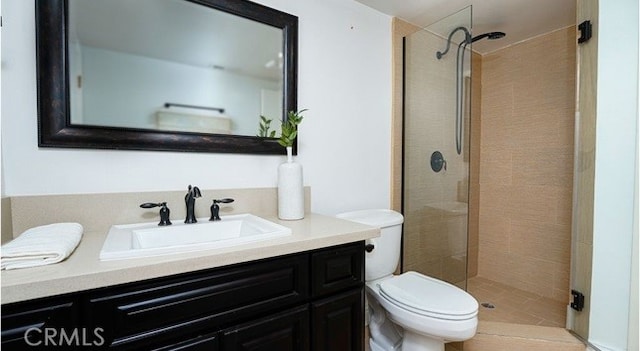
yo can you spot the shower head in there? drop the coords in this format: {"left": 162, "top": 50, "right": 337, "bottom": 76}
{"left": 471, "top": 31, "right": 506, "bottom": 43}
{"left": 437, "top": 29, "right": 505, "bottom": 59}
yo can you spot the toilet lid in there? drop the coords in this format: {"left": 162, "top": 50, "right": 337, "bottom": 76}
{"left": 379, "top": 272, "right": 478, "bottom": 320}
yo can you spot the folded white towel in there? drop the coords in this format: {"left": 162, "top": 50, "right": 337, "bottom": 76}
{"left": 1, "top": 223, "right": 83, "bottom": 270}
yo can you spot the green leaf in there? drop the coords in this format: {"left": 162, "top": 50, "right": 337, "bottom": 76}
{"left": 277, "top": 108, "right": 307, "bottom": 148}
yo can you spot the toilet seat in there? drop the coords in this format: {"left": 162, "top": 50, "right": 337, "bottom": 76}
{"left": 378, "top": 272, "right": 478, "bottom": 321}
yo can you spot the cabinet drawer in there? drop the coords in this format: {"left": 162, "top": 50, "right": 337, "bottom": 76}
{"left": 1, "top": 296, "right": 77, "bottom": 350}
{"left": 151, "top": 332, "right": 218, "bottom": 351}
{"left": 311, "top": 242, "right": 364, "bottom": 298}
{"left": 219, "top": 305, "right": 309, "bottom": 351}
{"left": 86, "top": 255, "right": 308, "bottom": 349}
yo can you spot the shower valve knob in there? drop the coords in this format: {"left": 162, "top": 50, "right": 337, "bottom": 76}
{"left": 431, "top": 151, "right": 447, "bottom": 173}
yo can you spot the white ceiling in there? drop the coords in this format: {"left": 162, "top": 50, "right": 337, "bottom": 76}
{"left": 354, "top": 0, "right": 576, "bottom": 54}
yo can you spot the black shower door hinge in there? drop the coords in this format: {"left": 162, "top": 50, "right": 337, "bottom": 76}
{"left": 578, "top": 20, "right": 592, "bottom": 44}
{"left": 571, "top": 289, "right": 585, "bottom": 311}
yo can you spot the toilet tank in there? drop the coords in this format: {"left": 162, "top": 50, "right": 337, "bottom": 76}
{"left": 336, "top": 209, "right": 404, "bottom": 281}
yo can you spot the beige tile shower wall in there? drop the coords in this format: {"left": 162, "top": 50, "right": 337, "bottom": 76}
{"left": 402, "top": 29, "right": 470, "bottom": 285}
{"left": 478, "top": 27, "right": 576, "bottom": 303}
{"left": 393, "top": 17, "right": 481, "bottom": 281}
{"left": 468, "top": 51, "right": 482, "bottom": 278}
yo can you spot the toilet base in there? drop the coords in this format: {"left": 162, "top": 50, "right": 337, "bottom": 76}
{"left": 368, "top": 291, "right": 448, "bottom": 351}
{"left": 369, "top": 334, "right": 445, "bottom": 351}
{"left": 401, "top": 331, "right": 445, "bottom": 351}
{"left": 370, "top": 337, "right": 400, "bottom": 351}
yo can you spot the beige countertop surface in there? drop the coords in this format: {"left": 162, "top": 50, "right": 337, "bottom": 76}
{"left": 1, "top": 213, "right": 379, "bottom": 304}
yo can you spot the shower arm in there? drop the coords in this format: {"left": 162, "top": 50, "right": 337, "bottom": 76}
{"left": 436, "top": 26, "right": 471, "bottom": 60}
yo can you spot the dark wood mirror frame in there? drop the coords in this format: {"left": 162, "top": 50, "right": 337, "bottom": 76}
{"left": 36, "top": 0, "right": 297, "bottom": 154}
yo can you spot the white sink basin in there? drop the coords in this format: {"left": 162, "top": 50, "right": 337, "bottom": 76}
{"left": 100, "top": 214, "right": 291, "bottom": 261}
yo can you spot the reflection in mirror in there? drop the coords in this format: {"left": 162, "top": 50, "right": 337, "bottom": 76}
{"left": 36, "top": 0, "right": 297, "bottom": 154}
{"left": 68, "top": 0, "right": 283, "bottom": 136}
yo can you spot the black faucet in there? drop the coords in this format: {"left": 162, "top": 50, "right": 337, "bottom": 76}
{"left": 140, "top": 202, "right": 172, "bottom": 226}
{"left": 184, "top": 185, "right": 202, "bottom": 223}
{"left": 209, "top": 198, "right": 235, "bottom": 221}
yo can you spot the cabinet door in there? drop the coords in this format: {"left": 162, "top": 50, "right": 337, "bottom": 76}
{"left": 311, "top": 242, "right": 364, "bottom": 298}
{"left": 219, "top": 306, "right": 309, "bottom": 351}
{"left": 1, "top": 297, "right": 78, "bottom": 350}
{"left": 311, "top": 288, "right": 364, "bottom": 351}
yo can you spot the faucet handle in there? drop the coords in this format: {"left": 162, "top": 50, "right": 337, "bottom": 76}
{"left": 210, "top": 198, "right": 235, "bottom": 221}
{"left": 213, "top": 198, "right": 234, "bottom": 204}
{"left": 140, "top": 202, "right": 172, "bottom": 226}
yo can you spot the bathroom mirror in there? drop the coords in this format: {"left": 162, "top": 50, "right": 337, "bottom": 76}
{"left": 36, "top": 0, "right": 298, "bottom": 154}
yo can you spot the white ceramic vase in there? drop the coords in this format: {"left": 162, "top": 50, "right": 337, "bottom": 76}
{"left": 278, "top": 146, "right": 304, "bottom": 220}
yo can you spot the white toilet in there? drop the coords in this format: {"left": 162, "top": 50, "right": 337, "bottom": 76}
{"left": 336, "top": 209, "right": 478, "bottom": 351}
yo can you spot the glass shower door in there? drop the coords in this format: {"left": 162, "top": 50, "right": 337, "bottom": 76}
{"left": 402, "top": 7, "right": 472, "bottom": 290}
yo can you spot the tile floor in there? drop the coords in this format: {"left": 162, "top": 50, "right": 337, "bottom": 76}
{"left": 467, "top": 276, "right": 567, "bottom": 327}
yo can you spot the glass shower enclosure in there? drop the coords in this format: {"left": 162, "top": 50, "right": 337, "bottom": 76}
{"left": 402, "top": 7, "right": 472, "bottom": 290}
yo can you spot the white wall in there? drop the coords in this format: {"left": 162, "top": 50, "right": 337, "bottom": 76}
{"left": 0, "top": 0, "right": 3, "bottom": 198}
{"left": 630, "top": 20, "right": 639, "bottom": 346}
{"left": 629, "top": 146, "right": 638, "bottom": 351}
{"left": 589, "top": 0, "right": 639, "bottom": 349}
{"left": 0, "top": 0, "right": 392, "bottom": 215}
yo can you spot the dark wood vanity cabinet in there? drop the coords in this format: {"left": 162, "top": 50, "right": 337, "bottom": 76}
{"left": 84, "top": 254, "right": 309, "bottom": 349}
{"left": 1, "top": 241, "right": 365, "bottom": 351}
{"left": 1, "top": 295, "right": 79, "bottom": 350}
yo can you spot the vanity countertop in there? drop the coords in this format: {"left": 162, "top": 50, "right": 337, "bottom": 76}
{"left": 1, "top": 213, "right": 379, "bottom": 304}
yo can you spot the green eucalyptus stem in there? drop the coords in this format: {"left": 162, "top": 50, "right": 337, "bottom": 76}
{"left": 278, "top": 109, "right": 307, "bottom": 148}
